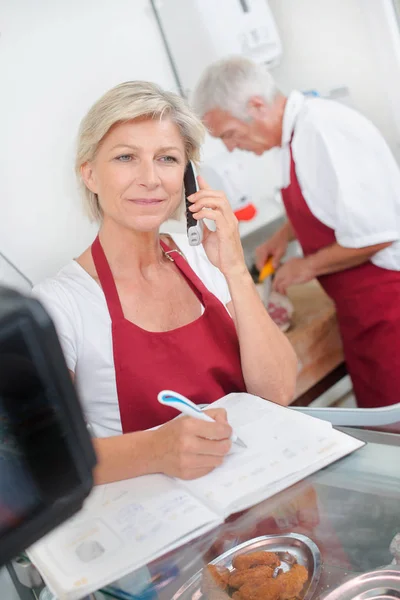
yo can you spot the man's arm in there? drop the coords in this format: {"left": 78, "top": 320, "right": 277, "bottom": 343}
{"left": 273, "top": 241, "right": 393, "bottom": 294}
{"left": 308, "top": 240, "right": 393, "bottom": 276}
{"left": 285, "top": 220, "right": 297, "bottom": 243}
{"left": 255, "top": 221, "right": 297, "bottom": 270}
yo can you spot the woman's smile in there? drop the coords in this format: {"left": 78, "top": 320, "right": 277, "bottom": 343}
{"left": 126, "top": 197, "right": 166, "bottom": 206}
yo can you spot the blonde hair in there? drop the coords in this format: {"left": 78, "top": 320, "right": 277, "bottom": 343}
{"left": 76, "top": 81, "right": 206, "bottom": 221}
{"left": 192, "top": 56, "right": 280, "bottom": 120}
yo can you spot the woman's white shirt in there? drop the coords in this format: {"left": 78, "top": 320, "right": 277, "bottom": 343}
{"left": 281, "top": 91, "right": 400, "bottom": 270}
{"left": 32, "top": 233, "right": 231, "bottom": 438}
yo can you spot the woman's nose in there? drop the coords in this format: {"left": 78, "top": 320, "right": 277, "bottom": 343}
{"left": 137, "top": 160, "right": 160, "bottom": 188}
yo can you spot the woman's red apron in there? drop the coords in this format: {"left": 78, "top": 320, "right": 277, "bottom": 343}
{"left": 91, "top": 236, "right": 246, "bottom": 432}
{"left": 281, "top": 146, "right": 400, "bottom": 408}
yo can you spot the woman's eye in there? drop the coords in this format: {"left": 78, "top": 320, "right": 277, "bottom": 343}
{"left": 159, "top": 155, "right": 178, "bottom": 163}
{"left": 116, "top": 155, "right": 132, "bottom": 162}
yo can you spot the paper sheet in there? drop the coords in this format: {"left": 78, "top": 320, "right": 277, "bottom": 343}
{"left": 28, "top": 393, "right": 364, "bottom": 599}
{"left": 28, "top": 474, "right": 220, "bottom": 599}
{"left": 181, "top": 393, "right": 360, "bottom": 515}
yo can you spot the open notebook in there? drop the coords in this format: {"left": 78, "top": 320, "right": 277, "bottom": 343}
{"left": 27, "top": 393, "right": 364, "bottom": 599}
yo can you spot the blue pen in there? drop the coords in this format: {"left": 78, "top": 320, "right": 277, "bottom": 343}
{"left": 157, "top": 390, "right": 247, "bottom": 449}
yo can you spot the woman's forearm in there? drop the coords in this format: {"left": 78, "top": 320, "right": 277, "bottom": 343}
{"left": 226, "top": 269, "right": 297, "bottom": 405}
{"left": 92, "top": 430, "right": 158, "bottom": 484}
{"left": 71, "top": 367, "right": 160, "bottom": 485}
{"left": 91, "top": 413, "right": 232, "bottom": 484}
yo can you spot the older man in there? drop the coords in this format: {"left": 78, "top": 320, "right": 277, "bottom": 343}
{"left": 192, "top": 56, "right": 400, "bottom": 409}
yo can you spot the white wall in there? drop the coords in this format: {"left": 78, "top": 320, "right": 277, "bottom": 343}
{"left": 268, "top": 0, "right": 400, "bottom": 160}
{"left": 0, "top": 0, "right": 176, "bottom": 284}
{"left": 361, "top": 0, "right": 400, "bottom": 158}
{"left": 2, "top": 0, "right": 400, "bottom": 284}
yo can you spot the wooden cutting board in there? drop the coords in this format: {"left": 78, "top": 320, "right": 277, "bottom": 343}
{"left": 286, "top": 280, "right": 344, "bottom": 399}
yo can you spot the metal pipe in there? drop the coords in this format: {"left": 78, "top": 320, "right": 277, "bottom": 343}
{"left": 149, "top": 0, "right": 186, "bottom": 98}
{"left": 0, "top": 251, "right": 32, "bottom": 287}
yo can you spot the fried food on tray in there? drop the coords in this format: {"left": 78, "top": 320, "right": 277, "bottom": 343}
{"left": 234, "top": 579, "right": 280, "bottom": 600}
{"left": 201, "top": 564, "right": 231, "bottom": 598}
{"left": 274, "top": 563, "right": 308, "bottom": 600}
{"left": 228, "top": 564, "right": 274, "bottom": 589}
{"left": 202, "top": 550, "right": 308, "bottom": 600}
{"left": 232, "top": 550, "right": 281, "bottom": 570}
{"left": 236, "top": 563, "right": 308, "bottom": 600}
{"left": 209, "top": 564, "right": 230, "bottom": 588}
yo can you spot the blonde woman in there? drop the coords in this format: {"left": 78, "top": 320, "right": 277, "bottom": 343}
{"left": 33, "top": 81, "right": 297, "bottom": 484}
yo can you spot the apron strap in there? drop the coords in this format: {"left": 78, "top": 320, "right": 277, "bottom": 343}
{"left": 91, "top": 236, "right": 124, "bottom": 321}
{"left": 159, "top": 239, "right": 209, "bottom": 305}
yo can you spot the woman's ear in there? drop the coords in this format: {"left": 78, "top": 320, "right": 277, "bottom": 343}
{"left": 80, "top": 162, "right": 98, "bottom": 194}
{"left": 246, "top": 95, "right": 270, "bottom": 120}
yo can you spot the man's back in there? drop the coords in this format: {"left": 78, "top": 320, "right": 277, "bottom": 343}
{"left": 283, "top": 91, "right": 400, "bottom": 271}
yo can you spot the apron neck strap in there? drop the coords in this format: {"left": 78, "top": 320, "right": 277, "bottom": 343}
{"left": 91, "top": 236, "right": 124, "bottom": 320}
{"left": 159, "top": 239, "right": 206, "bottom": 304}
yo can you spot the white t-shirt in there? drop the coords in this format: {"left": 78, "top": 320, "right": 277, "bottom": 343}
{"left": 281, "top": 91, "right": 400, "bottom": 270}
{"left": 32, "top": 233, "right": 231, "bottom": 438}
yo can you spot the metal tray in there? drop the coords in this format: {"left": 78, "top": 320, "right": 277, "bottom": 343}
{"left": 320, "top": 565, "right": 400, "bottom": 600}
{"left": 172, "top": 533, "right": 321, "bottom": 599}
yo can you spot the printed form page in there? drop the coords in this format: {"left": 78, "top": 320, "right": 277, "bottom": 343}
{"left": 180, "top": 394, "right": 352, "bottom": 515}
{"left": 28, "top": 474, "right": 221, "bottom": 599}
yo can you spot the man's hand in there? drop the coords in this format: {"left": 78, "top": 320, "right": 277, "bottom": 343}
{"left": 255, "top": 224, "right": 293, "bottom": 271}
{"left": 273, "top": 257, "right": 316, "bottom": 295}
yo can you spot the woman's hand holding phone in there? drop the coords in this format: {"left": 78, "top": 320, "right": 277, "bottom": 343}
{"left": 187, "top": 175, "right": 248, "bottom": 279}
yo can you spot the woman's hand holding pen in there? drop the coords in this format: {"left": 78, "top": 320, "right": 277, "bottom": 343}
{"left": 152, "top": 408, "right": 232, "bottom": 480}
{"left": 187, "top": 176, "right": 248, "bottom": 279}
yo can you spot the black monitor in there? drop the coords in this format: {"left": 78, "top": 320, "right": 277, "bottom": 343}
{"left": 0, "top": 286, "right": 96, "bottom": 567}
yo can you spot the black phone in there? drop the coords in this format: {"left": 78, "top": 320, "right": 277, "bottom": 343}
{"left": 184, "top": 161, "right": 203, "bottom": 246}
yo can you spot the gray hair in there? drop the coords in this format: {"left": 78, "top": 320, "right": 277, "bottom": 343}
{"left": 76, "top": 81, "right": 205, "bottom": 221}
{"left": 192, "top": 56, "right": 280, "bottom": 120}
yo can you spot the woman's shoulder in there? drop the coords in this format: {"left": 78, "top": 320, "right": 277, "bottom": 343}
{"left": 32, "top": 260, "right": 99, "bottom": 307}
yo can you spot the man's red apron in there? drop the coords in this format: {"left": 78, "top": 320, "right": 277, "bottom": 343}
{"left": 281, "top": 146, "right": 400, "bottom": 408}
{"left": 91, "top": 236, "right": 246, "bottom": 432}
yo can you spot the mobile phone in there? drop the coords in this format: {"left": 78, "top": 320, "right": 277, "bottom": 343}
{"left": 184, "top": 161, "right": 203, "bottom": 246}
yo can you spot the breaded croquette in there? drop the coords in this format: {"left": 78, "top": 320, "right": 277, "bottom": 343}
{"left": 236, "top": 579, "right": 280, "bottom": 600}
{"left": 237, "top": 563, "right": 308, "bottom": 600}
{"left": 201, "top": 564, "right": 231, "bottom": 597}
{"left": 274, "top": 563, "right": 308, "bottom": 599}
{"left": 232, "top": 551, "right": 281, "bottom": 571}
{"left": 228, "top": 564, "right": 274, "bottom": 589}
